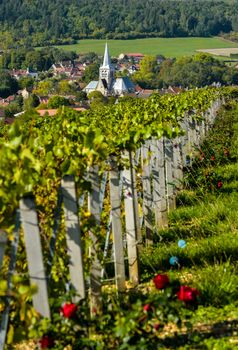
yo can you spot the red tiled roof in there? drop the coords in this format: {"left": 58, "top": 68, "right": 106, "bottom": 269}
{"left": 135, "top": 85, "right": 143, "bottom": 92}
{"left": 37, "top": 107, "right": 87, "bottom": 116}
{"left": 0, "top": 101, "right": 10, "bottom": 106}
{"left": 73, "top": 107, "right": 88, "bottom": 111}
{"left": 167, "top": 86, "right": 183, "bottom": 94}
{"left": 6, "top": 95, "right": 15, "bottom": 102}
{"left": 37, "top": 109, "right": 58, "bottom": 116}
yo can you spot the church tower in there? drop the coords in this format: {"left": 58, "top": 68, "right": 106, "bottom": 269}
{"left": 98, "top": 43, "right": 115, "bottom": 94}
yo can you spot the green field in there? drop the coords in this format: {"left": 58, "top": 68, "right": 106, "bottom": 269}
{"left": 55, "top": 37, "right": 238, "bottom": 58}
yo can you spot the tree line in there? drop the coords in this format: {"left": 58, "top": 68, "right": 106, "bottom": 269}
{"left": 132, "top": 53, "right": 238, "bottom": 89}
{"left": 0, "top": 0, "right": 237, "bottom": 48}
{"left": 0, "top": 47, "right": 77, "bottom": 71}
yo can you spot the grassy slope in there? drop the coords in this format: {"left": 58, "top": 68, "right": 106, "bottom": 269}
{"left": 140, "top": 100, "right": 238, "bottom": 348}
{"left": 55, "top": 37, "right": 238, "bottom": 58}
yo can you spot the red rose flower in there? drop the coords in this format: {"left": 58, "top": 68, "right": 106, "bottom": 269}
{"left": 200, "top": 152, "right": 205, "bottom": 160}
{"left": 92, "top": 306, "right": 97, "bottom": 315}
{"left": 61, "top": 302, "right": 77, "bottom": 318}
{"left": 143, "top": 304, "right": 151, "bottom": 312}
{"left": 153, "top": 323, "right": 160, "bottom": 330}
{"left": 177, "top": 285, "right": 199, "bottom": 303}
{"left": 153, "top": 274, "right": 170, "bottom": 290}
{"left": 39, "top": 335, "right": 55, "bottom": 349}
{"left": 211, "top": 155, "right": 215, "bottom": 161}
{"left": 217, "top": 181, "right": 223, "bottom": 188}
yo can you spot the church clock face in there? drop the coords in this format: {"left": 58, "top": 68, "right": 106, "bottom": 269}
{"left": 101, "top": 69, "right": 108, "bottom": 78}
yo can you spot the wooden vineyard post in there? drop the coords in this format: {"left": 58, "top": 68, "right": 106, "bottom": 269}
{"left": 151, "top": 138, "right": 168, "bottom": 229}
{"left": 205, "top": 108, "right": 213, "bottom": 133}
{"left": 198, "top": 117, "right": 206, "bottom": 144}
{"left": 61, "top": 176, "right": 85, "bottom": 301}
{"left": 0, "top": 230, "right": 7, "bottom": 269}
{"left": 180, "top": 118, "right": 190, "bottom": 167}
{"left": 19, "top": 196, "right": 50, "bottom": 318}
{"left": 122, "top": 150, "right": 140, "bottom": 286}
{"left": 109, "top": 157, "right": 126, "bottom": 292}
{"left": 141, "top": 142, "right": 153, "bottom": 245}
{"left": 188, "top": 116, "right": 197, "bottom": 151}
{"left": 172, "top": 137, "right": 183, "bottom": 191}
{"left": 132, "top": 155, "right": 142, "bottom": 245}
{"left": 200, "top": 112, "right": 206, "bottom": 141}
{"left": 195, "top": 118, "right": 203, "bottom": 150}
{"left": 88, "top": 166, "right": 102, "bottom": 314}
{"left": 164, "top": 138, "right": 176, "bottom": 211}
{"left": 192, "top": 119, "right": 200, "bottom": 150}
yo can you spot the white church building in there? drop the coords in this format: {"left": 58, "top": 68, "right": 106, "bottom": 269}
{"left": 84, "top": 43, "right": 135, "bottom": 96}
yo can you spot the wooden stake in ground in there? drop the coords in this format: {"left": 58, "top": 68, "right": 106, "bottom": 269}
{"left": 141, "top": 141, "right": 153, "bottom": 245}
{"left": 164, "top": 138, "right": 176, "bottom": 211}
{"left": 172, "top": 137, "right": 183, "bottom": 191}
{"left": 19, "top": 196, "right": 50, "bottom": 318}
{"left": 122, "top": 150, "right": 140, "bottom": 286}
{"left": 109, "top": 157, "right": 126, "bottom": 292}
{"left": 61, "top": 176, "right": 86, "bottom": 301}
{"left": 0, "top": 230, "right": 7, "bottom": 269}
{"left": 88, "top": 166, "right": 102, "bottom": 314}
{"left": 151, "top": 137, "right": 168, "bottom": 228}
{"left": 180, "top": 117, "right": 190, "bottom": 167}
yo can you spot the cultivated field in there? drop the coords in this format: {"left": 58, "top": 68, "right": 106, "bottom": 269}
{"left": 197, "top": 47, "right": 238, "bottom": 56}
{"left": 55, "top": 37, "right": 238, "bottom": 58}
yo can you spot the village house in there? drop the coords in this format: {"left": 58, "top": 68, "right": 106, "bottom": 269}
{"left": 37, "top": 106, "right": 88, "bottom": 117}
{"left": 0, "top": 95, "right": 15, "bottom": 107}
{"left": 9, "top": 68, "right": 38, "bottom": 80}
{"left": 118, "top": 53, "right": 145, "bottom": 63}
{"left": 116, "top": 63, "right": 138, "bottom": 75}
{"left": 51, "top": 61, "right": 85, "bottom": 78}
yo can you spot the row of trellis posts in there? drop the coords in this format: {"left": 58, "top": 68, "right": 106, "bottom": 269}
{"left": 0, "top": 99, "right": 222, "bottom": 348}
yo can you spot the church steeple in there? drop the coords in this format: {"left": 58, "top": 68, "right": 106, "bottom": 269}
{"left": 99, "top": 43, "right": 115, "bottom": 94}
{"left": 102, "top": 42, "right": 111, "bottom": 67}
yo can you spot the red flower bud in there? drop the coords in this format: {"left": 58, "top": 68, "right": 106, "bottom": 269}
{"left": 153, "top": 274, "right": 169, "bottom": 290}
{"left": 211, "top": 155, "right": 215, "bottom": 161}
{"left": 61, "top": 303, "right": 77, "bottom": 318}
{"left": 92, "top": 306, "right": 97, "bottom": 315}
{"left": 153, "top": 323, "right": 160, "bottom": 330}
{"left": 143, "top": 304, "right": 150, "bottom": 312}
{"left": 39, "top": 335, "right": 55, "bottom": 349}
{"left": 217, "top": 181, "right": 223, "bottom": 188}
{"left": 177, "top": 285, "right": 199, "bottom": 303}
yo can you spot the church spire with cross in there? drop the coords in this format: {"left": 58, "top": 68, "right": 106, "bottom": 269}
{"left": 102, "top": 42, "right": 112, "bottom": 67}
{"left": 99, "top": 42, "right": 115, "bottom": 93}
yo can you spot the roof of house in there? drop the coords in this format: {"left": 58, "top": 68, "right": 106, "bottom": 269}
{"left": 113, "top": 77, "right": 135, "bottom": 92}
{"left": 136, "top": 89, "right": 154, "bottom": 98}
{"left": 84, "top": 81, "right": 98, "bottom": 90}
{"left": 37, "top": 107, "right": 87, "bottom": 116}
{"left": 37, "top": 109, "right": 58, "bottom": 116}
{"left": 167, "top": 86, "right": 183, "bottom": 94}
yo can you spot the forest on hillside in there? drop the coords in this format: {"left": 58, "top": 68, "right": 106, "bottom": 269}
{"left": 0, "top": 0, "right": 238, "bottom": 48}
